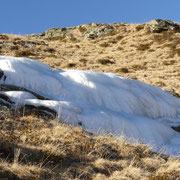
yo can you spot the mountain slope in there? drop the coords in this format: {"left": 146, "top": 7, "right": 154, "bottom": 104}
{"left": 0, "top": 19, "right": 180, "bottom": 179}
{"left": 0, "top": 19, "right": 180, "bottom": 95}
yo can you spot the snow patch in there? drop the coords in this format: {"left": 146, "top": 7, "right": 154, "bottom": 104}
{"left": 0, "top": 56, "right": 180, "bottom": 155}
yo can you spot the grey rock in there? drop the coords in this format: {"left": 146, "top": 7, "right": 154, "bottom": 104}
{"left": 164, "top": 88, "right": 180, "bottom": 98}
{"left": 42, "top": 23, "right": 115, "bottom": 40}
{"left": 44, "top": 27, "right": 73, "bottom": 39}
{"left": 1, "top": 42, "right": 15, "bottom": 49}
{"left": 17, "top": 41, "right": 37, "bottom": 48}
{"left": 25, "top": 32, "right": 45, "bottom": 39}
{"left": 78, "top": 23, "right": 114, "bottom": 39}
{"left": 1, "top": 40, "right": 46, "bottom": 50}
{"left": 147, "top": 19, "right": 180, "bottom": 33}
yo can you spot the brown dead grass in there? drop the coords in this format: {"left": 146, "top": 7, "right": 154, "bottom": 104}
{"left": 15, "top": 49, "right": 35, "bottom": 57}
{"left": 0, "top": 114, "right": 180, "bottom": 180}
{"left": 1, "top": 23, "right": 179, "bottom": 94}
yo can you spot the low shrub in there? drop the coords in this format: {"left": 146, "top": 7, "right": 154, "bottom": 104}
{"left": 155, "top": 81, "right": 166, "bottom": 87}
{"left": 78, "top": 26, "right": 87, "bottom": 33}
{"left": 67, "top": 63, "right": 76, "bottom": 67}
{"left": 115, "top": 67, "right": 129, "bottom": 73}
{"left": 15, "top": 50, "right": 34, "bottom": 57}
{"left": 9, "top": 45, "right": 19, "bottom": 51}
{"left": 47, "top": 34, "right": 66, "bottom": 41}
{"left": 0, "top": 34, "right": 9, "bottom": 40}
{"left": 44, "top": 48, "right": 56, "bottom": 53}
{"left": 70, "top": 36, "right": 78, "bottom": 42}
{"left": 97, "top": 59, "right": 114, "bottom": 65}
{"left": 115, "top": 35, "right": 124, "bottom": 41}
{"left": 163, "top": 60, "right": 176, "bottom": 65}
{"left": 117, "top": 46, "right": 124, "bottom": 51}
{"left": 75, "top": 44, "right": 80, "bottom": 48}
{"left": 131, "top": 64, "right": 147, "bottom": 70}
{"left": 79, "top": 58, "right": 88, "bottom": 63}
{"left": 106, "top": 29, "right": 118, "bottom": 36}
{"left": 151, "top": 31, "right": 180, "bottom": 45}
{"left": 167, "top": 48, "right": 180, "bottom": 58}
{"left": 136, "top": 43, "right": 150, "bottom": 51}
{"left": 108, "top": 39, "right": 118, "bottom": 44}
{"left": 99, "top": 42, "right": 110, "bottom": 48}
{"left": 135, "top": 24, "right": 145, "bottom": 31}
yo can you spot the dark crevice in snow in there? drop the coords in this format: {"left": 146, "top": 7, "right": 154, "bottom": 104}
{"left": 0, "top": 84, "right": 49, "bottom": 100}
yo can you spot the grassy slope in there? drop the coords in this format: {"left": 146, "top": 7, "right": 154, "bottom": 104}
{"left": 1, "top": 114, "right": 180, "bottom": 179}
{"left": 0, "top": 22, "right": 180, "bottom": 179}
{"left": 1, "top": 23, "right": 180, "bottom": 94}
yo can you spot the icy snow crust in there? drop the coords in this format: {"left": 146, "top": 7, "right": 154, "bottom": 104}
{"left": 1, "top": 56, "right": 180, "bottom": 155}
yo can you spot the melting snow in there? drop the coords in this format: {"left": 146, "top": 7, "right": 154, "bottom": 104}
{"left": 0, "top": 56, "right": 180, "bottom": 155}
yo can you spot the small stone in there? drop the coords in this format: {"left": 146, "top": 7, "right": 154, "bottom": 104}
{"left": 0, "top": 69, "right": 4, "bottom": 80}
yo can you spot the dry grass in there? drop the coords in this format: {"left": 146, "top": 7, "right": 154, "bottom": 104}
{"left": 0, "top": 26, "right": 180, "bottom": 95}
{"left": 79, "top": 58, "right": 88, "bottom": 63}
{"left": 78, "top": 26, "right": 87, "bottom": 33}
{"left": 15, "top": 49, "right": 35, "bottom": 57}
{"left": 0, "top": 34, "right": 9, "bottom": 40}
{"left": 67, "top": 62, "right": 77, "bottom": 67}
{"left": 97, "top": 58, "right": 115, "bottom": 65}
{"left": 99, "top": 42, "right": 110, "bottom": 48}
{"left": 136, "top": 43, "right": 151, "bottom": 51}
{"left": 1, "top": 23, "right": 178, "bottom": 94}
{"left": 0, "top": 112, "right": 180, "bottom": 180}
{"left": 115, "top": 67, "right": 129, "bottom": 73}
{"left": 131, "top": 64, "right": 147, "bottom": 71}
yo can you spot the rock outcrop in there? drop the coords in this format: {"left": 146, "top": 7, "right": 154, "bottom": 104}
{"left": 147, "top": 19, "right": 180, "bottom": 33}
{"left": 24, "top": 19, "right": 180, "bottom": 40}
{"left": 77, "top": 23, "right": 114, "bottom": 39}
{"left": 44, "top": 27, "right": 74, "bottom": 39}
{"left": 27, "top": 23, "right": 115, "bottom": 40}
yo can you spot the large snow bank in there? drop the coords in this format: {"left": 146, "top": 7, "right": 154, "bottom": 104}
{"left": 0, "top": 56, "right": 180, "bottom": 155}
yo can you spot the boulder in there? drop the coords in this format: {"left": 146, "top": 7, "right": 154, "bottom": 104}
{"left": 26, "top": 23, "right": 115, "bottom": 40}
{"left": 78, "top": 23, "right": 114, "bottom": 39}
{"left": 44, "top": 23, "right": 115, "bottom": 40}
{"left": 44, "top": 27, "right": 73, "bottom": 39}
{"left": 147, "top": 19, "right": 180, "bottom": 33}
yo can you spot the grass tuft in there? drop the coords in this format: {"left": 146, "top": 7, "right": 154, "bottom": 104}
{"left": 97, "top": 59, "right": 115, "bottom": 65}
{"left": 115, "top": 67, "right": 129, "bottom": 73}
{"left": 136, "top": 43, "right": 151, "bottom": 51}
{"left": 15, "top": 50, "right": 34, "bottom": 57}
{"left": 99, "top": 42, "right": 110, "bottom": 48}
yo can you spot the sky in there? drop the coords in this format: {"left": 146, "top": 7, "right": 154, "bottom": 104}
{"left": 0, "top": 0, "right": 180, "bottom": 35}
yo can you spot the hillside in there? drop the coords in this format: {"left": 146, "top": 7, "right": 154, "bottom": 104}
{"left": 0, "top": 19, "right": 180, "bottom": 179}
{"left": 1, "top": 19, "right": 180, "bottom": 94}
